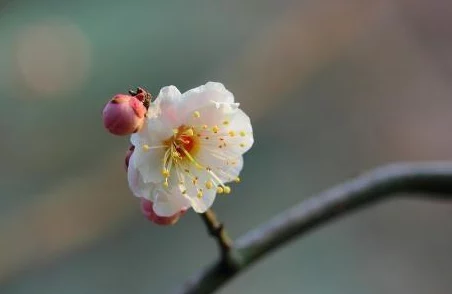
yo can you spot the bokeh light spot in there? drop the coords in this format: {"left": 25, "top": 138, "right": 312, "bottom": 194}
{"left": 14, "top": 18, "right": 91, "bottom": 97}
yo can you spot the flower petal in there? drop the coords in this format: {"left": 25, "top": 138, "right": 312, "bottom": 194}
{"left": 182, "top": 165, "right": 217, "bottom": 213}
{"left": 130, "top": 147, "right": 166, "bottom": 184}
{"left": 153, "top": 85, "right": 183, "bottom": 127}
{"left": 141, "top": 198, "right": 182, "bottom": 226}
{"left": 127, "top": 162, "right": 153, "bottom": 199}
{"left": 222, "top": 108, "right": 254, "bottom": 155}
{"left": 154, "top": 85, "right": 182, "bottom": 106}
{"left": 218, "top": 156, "right": 243, "bottom": 183}
{"left": 192, "top": 104, "right": 253, "bottom": 168}
{"left": 190, "top": 188, "right": 216, "bottom": 213}
{"left": 152, "top": 187, "right": 191, "bottom": 217}
{"left": 185, "top": 101, "right": 239, "bottom": 128}
{"left": 175, "top": 82, "right": 235, "bottom": 122}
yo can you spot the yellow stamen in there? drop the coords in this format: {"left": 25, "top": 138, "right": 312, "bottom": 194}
{"left": 234, "top": 177, "right": 241, "bottom": 183}
{"left": 202, "top": 124, "right": 208, "bottom": 129}
{"left": 205, "top": 181, "right": 213, "bottom": 189}
{"left": 223, "top": 186, "right": 231, "bottom": 194}
{"left": 184, "top": 128, "right": 194, "bottom": 136}
{"left": 193, "top": 111, "right": 201, "bottom": 118}
{"left": 197, "top": 191, "right": 203, "bottom": 198}
{"left": 212, "top": 125, "right": 219, "bottom": 133}
{"left": 180, "top": 147, "right": 204, "bottom": 169}
{"left": 240, "top": 143, "right": 246, "bottom": 148}
{"left": 162, "top": 169, "right": 170, "bottom": 177}
{"left": 240, "top": 131, "right": 246, "bottom": 137}
{"left": 223, "top": 120, "right": 229, "bottom": 125}
{"left": 228, "top": 130, "right": 235, "bottom": 137}
{"left": 217, "top": 187, "right": 224, "bottom": 194}
{"left": 142, "top": 144, "right": 150, "bottom": 151}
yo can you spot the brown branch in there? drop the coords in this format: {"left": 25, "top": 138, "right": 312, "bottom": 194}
{"left": 175, "top": 162, "right": 452, "bottom": 294}
{"left": 200, "top": 209, "right": 233, "bottom": 256}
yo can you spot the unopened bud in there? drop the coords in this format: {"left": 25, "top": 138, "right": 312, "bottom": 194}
{"left": 129, "top": 87, "right": 152, "bottom": 109}
{"left": 102, "top": 94, "right": 146, "bottom": 136}
{"left": 140, "top": 198, "right": 186, "bottom": 226}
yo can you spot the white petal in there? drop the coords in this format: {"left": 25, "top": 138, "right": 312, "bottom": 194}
{"left": 152, "top": 187, "right": 191, "bottom": 217}
{"left": 193, "top": 105, "right": 253, "bottom": 160}
{"left": 190, "top": 188, "right": 216, "bottom": 213}
{"left": 130, "top": 116, "right": 173, "bottom": 147}
{"left": 145, "top": 117, "right": 174, "bottom": 143}
{"left": 183, "top": 165, "right": 217, "bottom": 213}
{"left": 219, "top": 156, "right": 243, "bottom": 183}
{"left": 175, "top": 82, "right": 235, "bottom": 122}
{"left": 131, "top": 147, "right": 166, "bottom": 184}
{"left": 185, "top": 101, "right": 239, "bottom": 128}
{"left": 183, "top": 82, "right": 234, "bottom": 104}
{"left": 130, "top": 118, "right": 151, "bottom": 146}
{"left": 154, "top": 86, "right": 183, "bottom": 127}
{"left": 154, "top": 85, "right": 182, "bottom": 105}
{"left": 222, "top": 108, "right": 254, "bottom": 155}
{"left": 127, "top": 163, "right": 153, "bottom": 199}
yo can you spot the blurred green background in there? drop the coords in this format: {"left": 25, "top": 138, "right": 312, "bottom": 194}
{"left": 1, "top": 0, "right": 452, "bottom": 293}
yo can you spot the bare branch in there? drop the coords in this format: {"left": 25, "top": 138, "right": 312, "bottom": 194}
{"left": 200, "top": 209, "right": 233, "bottom": 256}
{"left": 176, "top": 162, "right": 452, "bottom": 294}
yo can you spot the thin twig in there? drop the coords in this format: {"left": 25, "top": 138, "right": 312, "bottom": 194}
{"left": 200, "top": 209, "right": 233, "bottom": 256}
{"left": 175, "top": 162, "right": 452, "bottom": 294}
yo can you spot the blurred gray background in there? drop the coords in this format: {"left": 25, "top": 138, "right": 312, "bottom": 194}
{"left": 1, "top": 0, "right": 452, "bottom": 293}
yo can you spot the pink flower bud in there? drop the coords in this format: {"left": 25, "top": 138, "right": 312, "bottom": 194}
{"left": 125, "top": 145, "right": 135, "bottom": 170}
{"left": 102, "top": 94, "right": 146, "bottom": 136}
{"left": 140, "top": 198, "right": 186, "bottom": 226}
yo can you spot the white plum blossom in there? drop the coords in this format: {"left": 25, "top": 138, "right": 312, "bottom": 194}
{"left": 127, "top": 82, "right": 254, "bottom": 217}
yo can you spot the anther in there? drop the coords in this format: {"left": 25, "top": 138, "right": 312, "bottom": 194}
{"left": 217, "top": 187, "right": 224, "bottom": 194}
{"left": 223, "top": 186, "right": 231, "bottom": 194}
{"left": 142, "top": 144, "right": 151, "bottom": 151}
{"left": 234, "top": 177, "right": 241, "bottom": 183}
{"left": 228, "top": 130, "right": 236, "bottom": 137}
{"left": 205, "top": 181, "right": 213, "bottom": 189}
{"left": 223, "top": 120, "right": 229, "bottom": 125}
{"left": 240, "top": 143, "right": 246, "bottom": 147}
{"left": 162, "top": 169, "right": 170, "bottom": 177}
{"left": 193, "top": 111, "right": 201, "bottom": 118}
{"left": 240, "top": 131, "right": 246, "bottom": 137}
{"left": 212, "top": 125, "right": 219, "bottom": 133}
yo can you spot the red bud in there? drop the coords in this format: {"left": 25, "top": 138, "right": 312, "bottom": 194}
{"left": 102, "top": 94, "right": 146, "bottom": 136}
{"left": 140, "top": 198, "right": 186, "bottom": 226}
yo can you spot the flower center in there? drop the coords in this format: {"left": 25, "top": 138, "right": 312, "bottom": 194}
{"left": 155, "top": 113, "right": 247, "bottom": 198}
{"left": 163, "top": 125, "right": 199, "bottom": 159}
{"left": 160, "top": 125, "right": 203, "bottom": 189}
